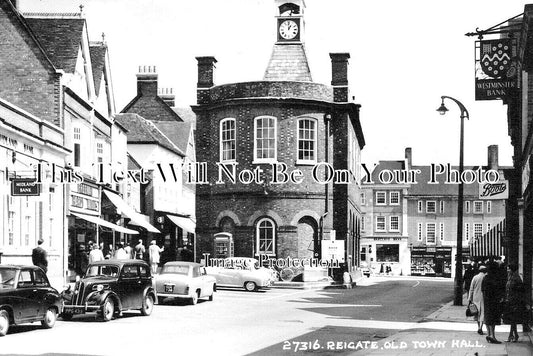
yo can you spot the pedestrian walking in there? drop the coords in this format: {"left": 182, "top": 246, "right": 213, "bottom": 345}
{"left": 148, "top": 240, "right": 164, "bottom": 274}
{"left": 124, "top": 242, "right": 133, "bottom": 259}
{"left": 32, "top": 238, "right": 48, "bottom": 273}
{"left": 468, "top": 264, "right": 487, "bottom": 335}
{"left": 89, "top": 243, "right": 104, "bottom": 263}
{"left": 115, "top": 243, "right": 128, "bottom": 260}
{"left": 502, "top": 264, "right": 526, "bottom": 342}
{"left": 135, "top": 239, "right": 145, "bottom": 260}
{"left": 482, "top": 262, "right": 505, "bottom": 344}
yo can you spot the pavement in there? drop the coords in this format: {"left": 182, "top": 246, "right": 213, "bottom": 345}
{"left": 351, "top": 277, "right": 533, "bottom": 356}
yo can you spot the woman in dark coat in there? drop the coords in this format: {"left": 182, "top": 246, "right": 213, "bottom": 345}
{"left": 502, "top": 264, "right": 525, "bottom": 342}
{"left": 482, "top": 262, "right": 505, "bottom": 344}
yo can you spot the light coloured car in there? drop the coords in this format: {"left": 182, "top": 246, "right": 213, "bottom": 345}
{"left": 205, "top": 257, "right": 273, "bottom": 292}
{"left": 154, "top": 262, "right": 216, "bottom": 305}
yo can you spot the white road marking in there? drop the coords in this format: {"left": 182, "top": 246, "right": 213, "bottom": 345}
{"left": 412, "top": 280, "right": 420, "bottom": 287}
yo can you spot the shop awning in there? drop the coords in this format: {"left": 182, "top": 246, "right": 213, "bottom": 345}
{"left": 167, "top": 214, "right": 195, "bottom": 233}
{"left": 470, "top": 219, "right": 505, "bottom": 257}
{"left": 72, "top": 212, "right": 139, "bottom": 235}
{"left": 103, "top": 190, "right": 160, "bottom": 233}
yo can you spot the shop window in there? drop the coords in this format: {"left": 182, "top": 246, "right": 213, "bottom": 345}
{"left": 426, "top": 201, "right": 436, "bottom": 213}
{"left": 389, "top": 191, "right": 400, "bottom": 205}
{"left": 376, "top": 244, "right": 399, "bottom": 262}
{"left": 297, "top": 118, "right": 317, "bottom": 164}
{"left": 375, "top": 216, "right": 386, "bottom": 231}
{"left": 376, "top": 191, "right": 386, "bottom": 205}
{"left": 426, "top": 223, "right": 436, "bottom": 244}
{"left": 473, "top": 201, "right": 483, "bottom": 214}
{"left": 256, "top": 218, "right": 275, "bottom": 255}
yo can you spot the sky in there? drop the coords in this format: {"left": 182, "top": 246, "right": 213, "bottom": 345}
{"left": 18, "top": 0, "right": 530, "bottom": 167}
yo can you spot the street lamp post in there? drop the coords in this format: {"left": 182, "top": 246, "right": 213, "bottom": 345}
{"left": 436, "top": 95, "right": 469, "bottom": 306}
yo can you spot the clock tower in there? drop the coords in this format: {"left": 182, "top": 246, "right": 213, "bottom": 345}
{"left": 276, "top": 0, "right": 305, "bottom": 43}
{"left": 265, "top": 0, "right": 311, "bottom": 81}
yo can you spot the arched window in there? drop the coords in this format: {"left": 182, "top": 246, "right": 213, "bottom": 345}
{"left": 220, "top": 118, "right": 236, "bottom": 162}
{"left": 297, "top": 118, "right": 317, "bottom": 164}
{"left": 256, "top": 218, "right": 275, "bottom": 255}
{"left": 254, "top": 116, "right": 277, "bottom": 163}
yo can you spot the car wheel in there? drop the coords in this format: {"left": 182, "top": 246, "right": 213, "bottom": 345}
{"left": 0, "top": 310, "right": 9, "bottom": 337}
{"left": 244, "top": 281, "right": 257, "bottom": 292}
{"left": 61, "top": 313, "right": 73, "bottom": 321}
{"left": 102, "top": 298, "right": 115, "bottom": 322}
{"left": 140, "top": 294, "right": 154, "bottom": 316}
{"left": 41, "top": 307, "right": 57, "bottom": 329}
{"left": 190, "top": 291, "right": 199, "bottom": 305}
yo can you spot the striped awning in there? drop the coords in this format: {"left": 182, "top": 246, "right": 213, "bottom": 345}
{"left": 470, "top": 219, "right": 505, "bottom": 257}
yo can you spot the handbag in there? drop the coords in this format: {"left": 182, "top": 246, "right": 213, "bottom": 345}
{"left": 466, "top": 301, "right": 478, "bottom": 317}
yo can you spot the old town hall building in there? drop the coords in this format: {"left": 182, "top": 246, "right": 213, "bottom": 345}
{"left": 193, "top": 0, "right": 365, "bottom": 279}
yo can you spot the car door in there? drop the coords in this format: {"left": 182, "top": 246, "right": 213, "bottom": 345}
{"left": 199, "top": 267, "right": 214, "bottom": 296}
{"left": 32, "top": 269, "right": 52, "bottom": 318}
{"left": 118, "top": 264, "right": 142, "bottom": 309}
{"left": 138, "top": 264, "right": 152, "bottom": 299}
{"left": 15, "top": 269, "right": 40, "bottom": 321}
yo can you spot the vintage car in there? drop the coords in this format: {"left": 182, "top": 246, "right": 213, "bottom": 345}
{"left": 61, "top": 260, "right": 156, "bottom": 321}
{"left": 205, "top": 257, "right": 273, "bottom": 292}
{"left": 0, "top": 265, "right": 62, "bottom": 336}
{"left": 154, "top": 262, "right": 216, "bottom": 305}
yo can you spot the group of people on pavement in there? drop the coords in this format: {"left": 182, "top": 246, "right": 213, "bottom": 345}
{"left": 466, "top": 257, "right": 531, "bottom": 344}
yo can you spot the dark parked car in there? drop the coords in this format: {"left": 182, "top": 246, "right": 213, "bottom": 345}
{"left": 0, "top": 265, "right": 62, "bottom": 336}
{"left": 61, "top": 260, "right": 156, "bottom": 321}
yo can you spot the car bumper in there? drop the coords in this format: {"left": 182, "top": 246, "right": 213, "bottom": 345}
{"left": 156, "top": 292, "right": 191, "bottom": 299}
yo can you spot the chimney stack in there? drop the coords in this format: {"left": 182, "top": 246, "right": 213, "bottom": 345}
{"left": 137, "top": 65, "right": 158, "bottom": 97}
{"left": 330, "top": 53, "right": 350, "bottom": 102}
{"left": 487, "top": 145, "right": 499, "bottom": 170}
{"left": 405, "top": 147, "right": 412, "bottom": 169}
{"left": 158, "top": 88, "right": 175, "bottom": 107}
{"left": 196, "top": 57, "right": 217, "bottom": 104}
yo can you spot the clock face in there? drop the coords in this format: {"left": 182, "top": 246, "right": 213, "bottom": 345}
{"left": 279, "top": 20, "right": 299, "bottom": 40}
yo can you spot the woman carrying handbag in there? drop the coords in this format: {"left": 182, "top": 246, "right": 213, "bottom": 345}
{"left": 468, "top": 265, "right": 487, "bottom": 335}
{"left": 502, "top": 264, "right": 526, "bottom": 342}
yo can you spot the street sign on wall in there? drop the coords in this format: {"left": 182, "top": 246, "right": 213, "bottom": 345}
{"left": 11, "top": 179, "right": 40, "bottom": 196}
{"left": 321, "top": 240, "right": 345, "bottom": 263}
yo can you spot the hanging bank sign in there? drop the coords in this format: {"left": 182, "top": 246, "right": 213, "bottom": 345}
{"left": 11, "top": 178, "right": 40, "bottom": 196}
{"left": 475, "top": 39, "right": 518, "bottom": 100}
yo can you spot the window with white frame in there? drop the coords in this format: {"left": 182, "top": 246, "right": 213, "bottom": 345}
{"left": 254, "top": 116, "right": 277, "bottom": 162}
{"left": 389, "top": 191, "right": 400, "bottom": 205}
{"left": 24, "top": 215, "right": 31, "bottom": 246}
{"left": 473, "top": 201, "right": 483, "bottom": 214}
{"left": 440, "top": 201, "right": 445, "bottom": 214}
{"left": 389, "top": 216, "right": 399, "bottom": 231}
{"left": 360, "top": 192, "right": 366, "bottom": 205}
{"left": 487, "top": 201, "right": 492, "bottom": 214}
{"left": 376, "top": 191, "right": 386, "bottom": 205}
{"left": 220, "top": 118, "right": 236, "bottom": 162}
{"left": 487, "top": 223, "right": 491, "bottom": 232}
{"left": 464, "top": 223, "right": 470, "bottom": 241}
{"left": 474, "top": 223, "right": 483, "bottom": 239}
{"left": 465, "top": 201, "right": 471, "bottom": 213}
{"left": 361, "top": 216, "right": 366, "bottom": 231}
{"left": 96, "top": 141, "right": 104, "bottom": 164}
{"left": 426, "top": 201, "right": 436, "bottom": 213}
{"left": 417, "top": 223, "right": 423, "bottom": 241}
{"left": 375, "top": 216, "right": 386, "bottom": 231}
{"left": 417, "top": 201, "right": 423, "bottom": 213}
{"left": 426, "top": 223, "right": 436, "bottom": 244}
{"left": 439, "top": 223, "right": 444, "bottom": 241}
{"left": 73, "top": 127, "right": 81, "bottom": 167}
{"left": 256, "top": 218, "right": 275, "bottom": 255}
{"left": 297, "top": 118, "right": 317, "bottom": 163}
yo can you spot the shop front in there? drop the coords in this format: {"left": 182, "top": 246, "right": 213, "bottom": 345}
{"left": 411, "top": 246, "right": 452, "bottom": 277}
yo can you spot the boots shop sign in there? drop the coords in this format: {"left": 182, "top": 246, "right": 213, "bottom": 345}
{"left": 478, "top": 181, "right": 509, "bottom": 200}
{"left": 475, "top": 39, "right": 517, "bottom": 101}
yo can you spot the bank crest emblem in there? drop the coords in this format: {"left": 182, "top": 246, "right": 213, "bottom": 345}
{"left": 480, "top": 39, "right": 512, "bottom": 79}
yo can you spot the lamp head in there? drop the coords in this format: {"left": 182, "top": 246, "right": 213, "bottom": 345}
{"left": 436, "top": 100, "right": 449, "bottom": 116}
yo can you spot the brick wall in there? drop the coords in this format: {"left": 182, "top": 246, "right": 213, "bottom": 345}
{"left": 0, "top": 2, "right": 60, "bottom": 125}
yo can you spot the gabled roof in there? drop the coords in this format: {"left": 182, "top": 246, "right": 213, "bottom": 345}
{"left": 89, "top": 43, "right": 106, "bottom": 95}
{"left": 127, "top": 153, "right": 142, "bottom": 171}
{"left": 153, "top": 121, "right": 193, "bottom": 154}
{"left": 122, "top": 94, "right": 183, "bottom": 122}
{"left": 264, "top": 44, "right": 312, "bottom": 82}
{"left": 172, "top": 106, "right": 196, "bottom": 124}
{"left": 25, "top": 17, "right": 85, "bottom": 73}
{"left": 115, "top": 113, "right": 184, "bottom": 157}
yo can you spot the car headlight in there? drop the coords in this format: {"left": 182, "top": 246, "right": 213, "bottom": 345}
{"left": 96, "top": 284, "right": 104, "bottom": 292}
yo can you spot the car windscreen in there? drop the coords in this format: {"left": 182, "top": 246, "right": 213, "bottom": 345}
{"left": 85, "top": 265, "right": 119, "bottom": 277}
{"left": 0, "top": 269, "right": 16, "bottom": 289}
{"left": 161, "top": 265, "right": 189, "bottom": 275}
